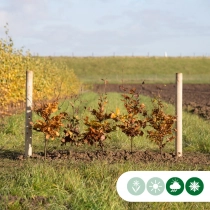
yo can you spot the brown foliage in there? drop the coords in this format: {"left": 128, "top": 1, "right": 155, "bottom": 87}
{"left": 60, "top": 95, "right": 82, "bottom": 146}
{"left": 30, "top": 86, "right": 177, "bottom": 156}
{"left": 61, "top": 116, "right": 81, "bottom": 146}
{"left": 147, "top": 97, "right": 177, "bottom": 154}
{"left": 111, "top": 87, "right": 147, "bottom": 152}
{"left": 31, "top": 101, "right": 67, "bottom": 140}
{"left": 82, "top": 93, "right": 116, "bottom": 151}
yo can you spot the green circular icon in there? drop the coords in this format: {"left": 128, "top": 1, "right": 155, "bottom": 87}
{"left": 185, "top": 177, "right": 204, "bottom": 196}
{"left": 147, "top": 177, "right": 165, "bottom": 195}
{"left": 166, "top": 177, "right": 184, "bottom": 196}
{"left": 127, "top": 177, "right": 145, "bottom": 196}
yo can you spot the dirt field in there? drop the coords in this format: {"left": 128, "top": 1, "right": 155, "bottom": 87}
{"left": 16, "top": 149, "right": 210, "bottom": 166}
{"left": 94, "top": 83, "right": 210, "bottom": 120}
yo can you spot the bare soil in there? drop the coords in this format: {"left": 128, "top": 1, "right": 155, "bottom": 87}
{"left": 15, "top": 149, "right": 210, "bottom": 165}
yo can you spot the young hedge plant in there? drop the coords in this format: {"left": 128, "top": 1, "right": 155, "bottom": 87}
{"left": 31, "top": 99, "right": 67, "bottom": 159}
{"left": 61, "top": 95, "right": 82, "bottom": 147}
{"left": 147, "top": 97, "right": 177, "bottom": 154}
{"left": 82, "top": 93, "right": 116, "bottom": 151}
{"left": 111, "top": 87, "right": 147, "bottom": 153}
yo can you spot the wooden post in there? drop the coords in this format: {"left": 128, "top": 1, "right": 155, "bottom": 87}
{"left": 175, "top": 73, "right": 182, "bottom": 157}
{"left": 25, "top": 71, "right": 33, "bottom": 157}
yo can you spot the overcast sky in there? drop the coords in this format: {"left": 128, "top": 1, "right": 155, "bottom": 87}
{"left": 0, "top": 0, "right": 210, "bottom": 57}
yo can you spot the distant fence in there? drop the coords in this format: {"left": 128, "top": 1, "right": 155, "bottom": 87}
{"left": 68, "top": 52, "right": 210, "bottom": 58}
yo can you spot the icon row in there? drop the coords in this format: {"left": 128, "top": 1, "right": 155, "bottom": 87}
{"left": 127, "top": 177, "right": 204, "bottom": 196}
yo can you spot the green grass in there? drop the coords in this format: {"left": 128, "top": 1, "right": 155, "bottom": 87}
{"left": 1, "top": 92, "right": 210, "bottom": 209}
{"left": 1, "top": 160, "right": 210, "bottom": 210}
{"left": 49, "top": 56, "right": 210, "bottom": 84}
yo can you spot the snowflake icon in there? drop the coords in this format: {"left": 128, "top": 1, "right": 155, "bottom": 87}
{"left": 186, "top": 177, "right": 204, "bottom": 196}
{"left": 189, "top": 181, "right": 200, "bottom": 192}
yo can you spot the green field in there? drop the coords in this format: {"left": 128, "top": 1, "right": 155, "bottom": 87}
{"left": 1, "top": 92, "right": 210, "bottom": 209}
{"left": 1, "top": 56, "right": 210, "bottom": 209}
{"left": 50, "top": 56, "right": 210, "bottom": 84}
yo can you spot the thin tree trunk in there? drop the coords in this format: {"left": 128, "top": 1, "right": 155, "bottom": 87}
{"left": 160, "top": 140, "right": 163, "bottom": 154}
{"left": 44, "top": 137, "right": 47, "bottom": 160}
{"left": 160, "top": 145, "right": 162, "bottom": 155}
{"left": 131, "top": 137, "right": 133, "bottom": 153}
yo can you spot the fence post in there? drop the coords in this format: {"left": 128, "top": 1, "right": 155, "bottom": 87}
{"left": 25, "top": 71, "right": 33, "bottom": 157}
{"left": 175, "top": 73, "right": 182, "bottom": 157}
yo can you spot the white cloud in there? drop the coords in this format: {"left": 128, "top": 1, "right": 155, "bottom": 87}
{"left": 170, "top": 181, "right": 181, "bottom": 190}
{"left": 0, "top": 0, "right": 210, "bottom": 56}
{"left": 0, "top": 11, "right": 9, "bottom": 28}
